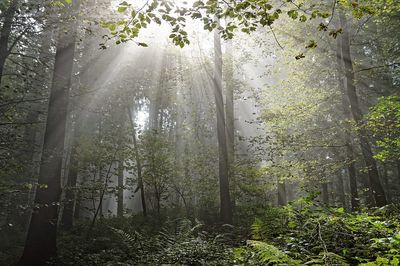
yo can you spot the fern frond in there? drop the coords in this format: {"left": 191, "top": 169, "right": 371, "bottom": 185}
{"left": 109, "top": 227, "right": 136, "bottom": 247}
{"left": 247, "top": 240, "right": 298, "bottom": 265}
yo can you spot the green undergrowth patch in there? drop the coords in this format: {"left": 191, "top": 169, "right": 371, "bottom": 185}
{"left": 233, "top": 198, "right": 400, "bottom": 265}
{"left": 53, "top": 201, "right": 400, "bottom": 265}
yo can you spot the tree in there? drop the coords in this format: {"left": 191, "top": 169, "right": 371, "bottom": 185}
{"left": 0, "top": 0, "right": 18, "bottom": 86}
{"left": 213, "top": 18, "right": 233, "bottom": 224}
{"left": 339, "top": 10, "right": 387, "bottom": 207}
{"left": 336, "top": 35, "right": 359, "bottom": 211}
{"left": 18, "top": 1, "right": 79, "bottom": 264}
{"left": 128, "top": 107, "right": 147, "bottom": 216}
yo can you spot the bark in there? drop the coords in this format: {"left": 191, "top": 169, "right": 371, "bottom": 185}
{"left": 277, "top": 181, "right": 287, "bottom": 206}
{"left": 60, "top": 145, "right": 78, "bottom": 230}
{"left": 62, "top": 0, "right": 97, "bottom": 225}
{"left": 60, "top": 122, "right": 79, "bottom": 230}
{"left": 346, "top": 144, "right": 360, "bottom": 210}
{"left": 213, "top": 19, "right": 232, "bottom": 224}
{"left": 225, "top": 40, "right": 235, "bottom": 209}
{"left": 380, "top": 165, "right": 391, "bottom": 203}
{"left": 18, "top": 2, "right": 79, "bottom": 264}
{"left": 128, "top": 107, "right": 147, "bottom": 216}
{"left": 0, "top": 0, "right": 18, "bottom": 86}
{"left": 22, "top": 111, "right": 40, "bottom": 169}
{"left": 117, "top": 159, "right": 124, "bottom": 218}
{"left": 336, "top": 36, "right": 360, "bottom": 211}
{"left": 322, "top": 183, "right": 329, "bottom": 206}
{"left": 397, "top": 161, "right": 400, "bottom": 184}
{"left": 339, "top": 10, "right": 386, "bottom": 207}
{"left": 337, "top": 172, "right": 347, "bottom": 209}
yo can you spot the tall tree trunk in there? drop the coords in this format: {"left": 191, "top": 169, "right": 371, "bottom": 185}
{"left": 62, "top": 0, "right": 96, "bottom": 224}
{"left": 117, "top": 159, "right": 124, "bottom": 217}
{"left": 18, "top": 2, "right": 79, "bottom": 264}
{"left": 213, "top": 19, "right": 232, "bottom": 224}
{"left": 336, "top": 36, "right": 360, "bottom": 211}
{"left": 0, "top": 0, "right": 18, "bottom": 86}
{"left": 225, "top": 40, "right": 235, "bottom": 210}
{"left": 128, "top": 107, "right": 147, "bottom": 216}
{"left": 339, "top": 10, "right": 386, "bottom": 207}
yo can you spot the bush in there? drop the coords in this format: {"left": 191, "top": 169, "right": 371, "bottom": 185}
{"left": 233, "top": 199, "right": 400, "bottom": 265}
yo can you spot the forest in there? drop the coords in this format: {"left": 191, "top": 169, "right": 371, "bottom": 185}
{"left": 0, "top": 0, "right": 399, "bottom": 265}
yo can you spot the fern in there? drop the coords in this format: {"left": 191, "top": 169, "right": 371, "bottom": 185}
{"left": 247, "top": 240, "right": 298, "bottom": 265}
{"left": 109, "top": 226, "right": 143, "bottom": 249}
{"left": 109, "top": 227, "right": 135, "bottom": 246}
{"left": 251, "top": 218, "right": 269, "bottom": 240}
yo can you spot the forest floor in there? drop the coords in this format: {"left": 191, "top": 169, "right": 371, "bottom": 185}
{"left": 2, "top": 199, "right": 400, "bottom": 265}
{"left": 49, "top": 201, "right": 400, "bottom": 265}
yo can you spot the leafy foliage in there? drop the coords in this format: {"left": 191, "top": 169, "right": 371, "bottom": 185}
{"left": 234, "top": 198, "right": 400, "bottom": 265}
{"left": 364, "top": 96, "right": 400, "bottom": 162}
{"left": 53, "top": 215, "right": 233, "bottom": 265}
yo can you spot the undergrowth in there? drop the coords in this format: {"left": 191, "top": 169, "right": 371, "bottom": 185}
{"left": 234, "top": 198, "right": 400, "bottom": 265}
{"left": 51, "top": 200, "right": 400, "bottom": 265}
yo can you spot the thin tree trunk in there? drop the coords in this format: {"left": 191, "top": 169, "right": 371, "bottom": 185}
{"left": 18, "top": 2, "right": 79, "bottom": 264}
{"left": 225, "top": 40, "right": 235, "bottom": 210}
{"left": 380, "top": 165, "right": 391, "bottom": 203}
{"left": 127, "top": 107, "right": 147, "bottom": 216}
{"left": 322, "top": 183, "right": 329, "bottom": 206}
{"left": 337, "top": 172, "right": 347, "bottom": 209}
{"left": 60, "top": 135, "right": 79, "bottom": 230}
{"left": 339, "top": 10, "right": 386, "bottom": 207}
{"left": 0, "top": 0, "right": 18, "bottom": 86}
{"left": 213, "top": 18, "right": 232, "bottom": 224}
{"left": 88, "top": 155, "right": 116, "bottom": 236}
{"left": 346, "top": 144, "right": 360, "bottom": 210}
{"left": 277, "top": 181, "right": 287, "bottom": 206}
{"left": 397, "top": 161, "right": 400, "bottom": 184}
{"left": 117, "top": 159, "right": 124, "bottom": 218}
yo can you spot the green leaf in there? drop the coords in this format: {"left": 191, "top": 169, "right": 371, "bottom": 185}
{"left": 118, "top": 6, "right": 128, "bottom": 12}
{"left": 305, "top": 40, "right": 317, "bottom": 49}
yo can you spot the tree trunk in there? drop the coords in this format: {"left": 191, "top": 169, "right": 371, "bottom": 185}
{"left": 346, "top": 144, "right": 360, "bottom": 210}
{"left": 117, "top": 159, "right": 124, "bottom": 218}
{"left": 0, "top": 0, "right": 18, "bottom": 86}
{"left": 339, "top": 10, "right": 386, "bottom": 207}
{"left": 225, "top": 40, "right": 235, "bottom": 210}
{"left": 127, "top": 107, "right": 147, "bottom": 216}
{"left": 380, "top": 165, "right": 391, "bottom": 203}
{"left": 336, "top": 24, "right": 360, "bottom": 211}
{"left": 213, "top": 19, "right": 232, "bottom": 224}
{"left": 277, "top": 181, "right": 287, "bottom": 206}
{"left": 337, "top": 172, "right": 347, "bottom": 209}
{"left": 60, "top": 131, "right": 79, "bottom": 230}
{"left": 322, "top": 183, "right": 329, "bottom": 206}
{"left": 18, "top": 2, "right": 79, "bottom": 264}
{"left": 397, "top": 161, "right": 400, "bottom": 185}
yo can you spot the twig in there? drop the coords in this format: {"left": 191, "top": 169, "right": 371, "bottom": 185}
{"left": 269, "top": 25, "right": 284, "bottom": 49}
{"left": 355, "top": 62, "right": 399, "bottom": 73}
{"left": 317, "top": 221, "right": 328, "bottom": 265}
